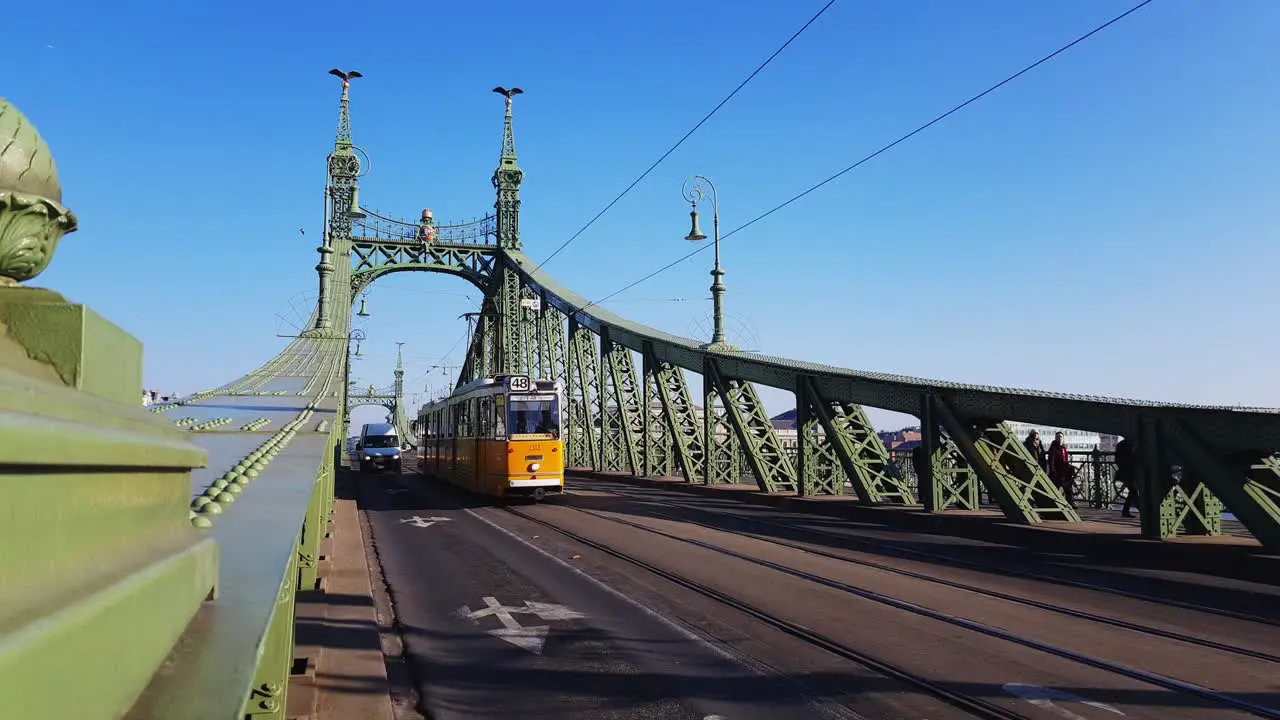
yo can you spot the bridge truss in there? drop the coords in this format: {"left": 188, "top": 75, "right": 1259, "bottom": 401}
{"left": 3, "top": 72, "right": 1279, "bottom": 720}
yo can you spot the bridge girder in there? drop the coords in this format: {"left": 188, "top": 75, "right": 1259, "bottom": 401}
{"left": 478, "top": 247, "right": 1280, "bottom": 549}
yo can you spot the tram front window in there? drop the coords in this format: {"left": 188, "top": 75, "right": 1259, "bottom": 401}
{"left": 509, "top": 398, "right": 559, "bottom": 437}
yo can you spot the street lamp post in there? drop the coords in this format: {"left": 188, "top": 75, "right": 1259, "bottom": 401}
{"left": 682, "top": 175, "right": 731, "bottom": 350}
{"left": 343, "top": 329, "right": 366, "bottom": 434}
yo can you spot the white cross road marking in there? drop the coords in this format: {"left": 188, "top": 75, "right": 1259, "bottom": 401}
{"left": 452, "top": 597, "right": 586, "bottom": 655}
{"left": 399, "top": 515, "right": 452, "bottom": 528}
{"left": 1003, "top": 683, "right": 1125, "bottom": 718}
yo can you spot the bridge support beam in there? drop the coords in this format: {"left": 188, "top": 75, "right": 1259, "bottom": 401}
{"left": 564, "top": 318, "right": 600, "bottom": 470}
{"left": 641, "top": 342, "right": 705, "bottom": 482}
{"left": 600, "top": 329, "right": 645, "bottom": 475}
{"left": 701, "top": 360, "right": 741, "bottom": 486}
{"left": 704, "top": 359, "right": 796, "bottom": 493}
{"left": 1134, "top": 418, "right": 1232, "bottom": 543}
{"left": 496, "top": 265, "right": 523, "bottom": 375}
{"left": 795, "top": 375, "right": 915, "bottom": 502}
{"left": 537, "top": 292, "right": 567, "bottom": 382}
{"left": 931, "top": 396, "right": 1079, "bottom": 523}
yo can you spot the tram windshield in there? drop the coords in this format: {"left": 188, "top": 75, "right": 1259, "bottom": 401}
{"left": 508, "top": 397, "right": 559, "bottom": 437}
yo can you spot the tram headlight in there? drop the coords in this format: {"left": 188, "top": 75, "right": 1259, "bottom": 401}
{"left": 527, "top": 462, "right": 541, "bottom": 472}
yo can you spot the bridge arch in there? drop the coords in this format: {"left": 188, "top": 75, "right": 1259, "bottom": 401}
{"left": 348, "top": 240, "right": 498, "bottom": 297}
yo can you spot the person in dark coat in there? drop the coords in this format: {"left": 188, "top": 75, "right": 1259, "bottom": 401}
{"left": 1114, "top": 438, "right": 1138, "bottom": 517}
{"left": 1048, "top": 431, "right": 1075, "bottom": 504}
{"left": 1024, "top": 429, "right": 1047, "bottom": 470}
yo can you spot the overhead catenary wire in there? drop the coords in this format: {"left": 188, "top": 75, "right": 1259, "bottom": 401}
{"left": 398, "top": 328, "right": 472, "bottom": 390}
{"left": 579, "top": 0, "right": 1156, "bottom": 312}
{"left": 528, "top": 0, "right": 839, "bottom": 275}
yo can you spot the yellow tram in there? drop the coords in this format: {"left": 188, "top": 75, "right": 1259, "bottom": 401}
{"left": 415, "top": 374, "right": 564, "bottom": 502}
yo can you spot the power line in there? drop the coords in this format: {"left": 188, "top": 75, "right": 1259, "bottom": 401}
{"left": 402, "top": 329, "right": 471, "bottom": 389}
{"left": 580, "top": 0, "right": 1156, "bottom": 312}
{"left": 529, "top": 0, "right": 838, "bottom": 275}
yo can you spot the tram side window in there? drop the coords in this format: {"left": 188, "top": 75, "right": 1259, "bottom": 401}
{"left": 508, "top": 397, "right": 559, "bottom": 437}
{"left": 494, "top": 395, "right": 507, "bottom": 438}
{"left": 478, "top": 396, "right": 493, "bottom": 438}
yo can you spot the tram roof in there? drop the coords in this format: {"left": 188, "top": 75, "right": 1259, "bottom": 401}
{"left": 421, "top": 374, "right": 562, "bottom": 410}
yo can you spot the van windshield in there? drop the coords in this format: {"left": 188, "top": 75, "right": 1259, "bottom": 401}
{"left": 363, "top": 435, "right": 399, "bottom": 448}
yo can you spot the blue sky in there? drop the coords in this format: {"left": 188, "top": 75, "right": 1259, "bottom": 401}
{"left": 5, "top": 0, "right": 1278, "bottom": 432}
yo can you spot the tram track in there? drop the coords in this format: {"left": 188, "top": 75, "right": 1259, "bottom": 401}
{"left": 574, "top": 478, "right": 1280, "bottom": 629}
{"left": 500, "top": 505, "right": 1035, "bottom": 720}
{"left": 570, "top": 483, "right": 1280, "bottom": 665}
{"left": 505, "top": 502, "right": 1280, "bottom": 720}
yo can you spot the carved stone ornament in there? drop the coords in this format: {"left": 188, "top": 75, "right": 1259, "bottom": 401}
{"left": 0, "top": 98, "right": 78, "bottom": 286}
{"left": 0, "top": 192, "right": 78, "bottom": 286}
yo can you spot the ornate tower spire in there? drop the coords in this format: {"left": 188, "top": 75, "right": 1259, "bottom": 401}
{"left": 332, "top": 69, "right": 359, "bottom": 150}
{"left": 312, "top": 69, "right": 364, "bottom": 335}
{"left": 491, "top": 86, "right": 524, "bottom": 250}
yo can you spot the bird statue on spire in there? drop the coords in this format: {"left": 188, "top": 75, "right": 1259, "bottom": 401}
{"left": 492, "top": 86, "right": 523, "bottom": 109}
{"left": 329, "top": 68, "right": 363, "bottom": 88}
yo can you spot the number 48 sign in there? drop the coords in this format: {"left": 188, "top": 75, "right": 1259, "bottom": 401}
{"left": 508, "top": 375, "right": 532, "bottom": 392}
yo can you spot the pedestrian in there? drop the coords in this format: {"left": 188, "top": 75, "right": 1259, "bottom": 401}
{"left": 1048, "top": 431, "right": 1075, "bottom": 504}
{"left": 1114, "top": 438, "right": 1139, "bottom": 517}
{"left": 1024, "top": 429, "right": 1047, "bottom": 470}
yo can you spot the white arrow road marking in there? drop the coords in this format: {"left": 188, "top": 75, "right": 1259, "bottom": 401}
{"left": 399, "top": 515, "right": 452, "bottom": 528}
{"left": 1003, "top": 683, "right": 1125, "bottom": 719}
{"left": 453, "top": 597, "right": 585, "bottom": 655}
{"left": 522, "top": 600, "right": 587, "bottom": 621}
{"left": 489, "top": 625, "right": 552, "bottom": 654}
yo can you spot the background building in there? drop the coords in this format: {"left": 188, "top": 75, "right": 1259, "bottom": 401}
{"left": 141, "top": 389, "right": 179, "bottom": 406}
{"left": 1005, "top": 421, "right": 1110, "bottom": 452}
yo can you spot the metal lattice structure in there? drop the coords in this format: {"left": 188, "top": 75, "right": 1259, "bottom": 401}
{"left": 317, "top": 83, "right": 1280, "bottom": 549}
{"left": 344, "top": 344, "right": 414, "bottom": 443}
{"left": 4, "top": 74, "right": 1280, "bottom": 719}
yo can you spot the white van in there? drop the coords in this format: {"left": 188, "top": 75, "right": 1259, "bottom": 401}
{"left": 356, "top": 422, "right": 401, "bottom": 474}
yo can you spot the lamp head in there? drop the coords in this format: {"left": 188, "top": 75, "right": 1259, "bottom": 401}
{"left": 684, "top": 205, "right": 708, "bottom": 243}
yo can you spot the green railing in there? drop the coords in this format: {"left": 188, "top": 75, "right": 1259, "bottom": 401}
{"left": 886, "top": 448, "right": 1126, "bottom": 509}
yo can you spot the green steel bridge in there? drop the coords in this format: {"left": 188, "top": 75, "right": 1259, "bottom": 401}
{"left": 2, "top": 76, "right": 1278, "bottom": 719}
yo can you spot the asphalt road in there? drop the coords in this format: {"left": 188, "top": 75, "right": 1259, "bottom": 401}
{"left": 357, "top": 467, "right": 1280, "bottom": 720}
{"left": 357, "top": 469, "right": 859, "bottom": 720}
